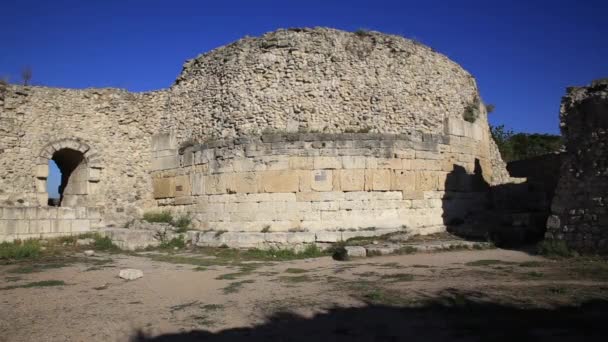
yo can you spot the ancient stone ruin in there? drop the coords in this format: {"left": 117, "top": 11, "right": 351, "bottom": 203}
{"left": 546, "top": 79, "right": 608, "bottom": 253}
{"left": 0, "top": 27, "right": 512, "bottom": 248}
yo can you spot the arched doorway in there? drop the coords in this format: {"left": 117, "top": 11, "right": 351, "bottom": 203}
{"left": 35, "top": 138, "right": 102, "bottom": 207}
{"left": 49, "top": 148, "right": 88, "bottom": 206}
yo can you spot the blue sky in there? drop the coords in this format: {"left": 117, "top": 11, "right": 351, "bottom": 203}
{"left": 1, "top": 0, "right": 605, "bottom": 196}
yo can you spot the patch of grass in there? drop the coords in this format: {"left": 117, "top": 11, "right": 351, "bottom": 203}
{"left": 93, "top": 235, "right": 119, "bottom": 251}
{"left": 201, "top": 304, "right": 224, "bottom": 311}
{"left": 7, "top": 262, "right": 67, "bottom": 274}
{"left": 160, "top": 235, "right": 186, "bottom": 250}
{"left": 284, "top": 268, "right": 308, "bottom": 274}
{"left": 412, "top": 264, "right": 431, "bottom": 268}
{"left": 353, "top": 271, "right": 380, "bottom": 277}
{"left": 260, "top": 225, "right": 271, "bottom": 233}
{"left": 396, "top": 246, "right": 417, "bottom": 255}
{"left": 222, "top": 279, "right": 255, "bottom": 294}
{"left": 1, "top": 280, "right": 66, "bottom": 290}
{"left": 524, "top": 271, "right": 544, "bottom": 278}
{"left": 143, "top": 210, "right": 173, "bottom": 224}
{"left": 465, "top": 259, "right": 512, "bottom": 267}
{"left": 243, "top": 244, "right": 326, "bottom": 261}
{"left": 173, "top": 214, "right": 192, "bottom": 233}
{"left": 519, "top": 261, "right": 543, "bottom": 267}
{"left": 193, "top": 266, "right": 206, "bottom": 271}
{"left": 170, "top": 301, "right": 200, "bottom": 313}
{"left": 5, "top": 276, "right": 22, "bottom": 282}
{"left": 279, "top": 275, "right": 313, "bottom": 283}
{"left": 381, "top": 273, "right": 415, "bottom": 282}
{"left": 463, "top": 97, "right": 481, "bottom": 123}
{"left": 566, "top": 258, "right": 608, "bottom": 281}
{"left": 538, "top": 240, "right": 573, "bottom": 258}
{"left": 0, "top": 240, "right": 41, "bottom": 260}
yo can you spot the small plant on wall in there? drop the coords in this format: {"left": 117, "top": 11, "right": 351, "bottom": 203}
{"left": 463, "top": 97, "right": 481, "bottom": 123}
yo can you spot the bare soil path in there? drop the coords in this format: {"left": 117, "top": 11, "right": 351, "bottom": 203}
{"left": 1, "top": 248, "right": 607, "bottom": 341}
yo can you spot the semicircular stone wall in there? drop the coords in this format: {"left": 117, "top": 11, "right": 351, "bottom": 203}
{"left": 150, "top": 119, "right": 493, "bottom": 244}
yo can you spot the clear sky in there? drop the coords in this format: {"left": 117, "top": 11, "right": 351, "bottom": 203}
{"left": 1, "top": 0, "right": 606, "bottom": 196}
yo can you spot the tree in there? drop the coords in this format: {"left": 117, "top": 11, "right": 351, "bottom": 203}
{"left": 21, "top": 66, "right": 32, "bottom": 86}
{"left": 490, "top": 124, "right": 563, "bottom": 162}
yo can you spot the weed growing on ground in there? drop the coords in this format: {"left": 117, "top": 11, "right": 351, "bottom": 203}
{"left": 159, "top": 235, "right": 186, "bottom": 250}
{"left": 284, "top": 268, "right": 308, "bottom": 274}
{"left": 1, "top": 280, "right": 66, "bottom": 290}
{"left": 0, "top": 240, "right": 41, "bottom": 260}
{"left": 465, "top": 260, "right": 512, "bottom": 267}
{"left": 381, "top": 273, "right": 415, "bottom": 282}
{"left": 538, "top": 240, "right": 573, "bottom": 258}
{"left": 143, "top": 211, "right": 173, "bottom": 224}
{"left": 222, "top": 279, "right": 255, "bottom": 294}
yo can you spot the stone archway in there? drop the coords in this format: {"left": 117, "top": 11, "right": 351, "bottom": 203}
{"left": 34, "top": 139, "right": 102, "bottom": 207}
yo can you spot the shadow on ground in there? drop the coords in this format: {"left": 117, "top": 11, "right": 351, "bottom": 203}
{"left": 131, "top": 290, "right": 608, "bottom": 342}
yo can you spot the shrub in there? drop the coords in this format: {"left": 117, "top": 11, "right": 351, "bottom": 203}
{"left": 463, "top": 98, "right": 481, "bottom": 123}
{"left": 538, "top": 240, "right": 573, "bottom": 258}
{"left": 330, "top": 243, "right": 349, "bottom": 261}
{"left": 173, "top": 214, "right": 191, "bottom": 233}
{"left": 143, "top": 211, "right": 173, "bottom": 224}
{"left": 160, "top": 235, "right": 186, "bottom": 249}
{"left": 0, "top": 240, "right": 41, "bottom": 260}
{"left": 261, "top": 225, "right": 271, "bottom": 233}
{"left": 93, "top": 235, "right": 119, "bottom": 251}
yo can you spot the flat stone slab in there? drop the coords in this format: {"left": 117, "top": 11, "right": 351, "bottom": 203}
{"left": 364, "top": 239, "right": 492, "bottom": 256}
{"left": 345, "top": 246, "right": 367, "bottom": 257}
{"left": 119, "top": 269, "right": 143, "bottom": 280}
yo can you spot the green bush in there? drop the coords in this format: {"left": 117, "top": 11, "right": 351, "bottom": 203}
{"left": 93, "top": 235, "right": 119, "bottom": 251}
{"left": 463, "top": 98, "right": 481, "bottom": 123}
{"left": 0, "top": 240, "right": 41, "bottom": 260}
{"left": 329, "top": 243, "right": 349, "bottom": 261}
{"left": 538, "top": 240, "right": 573, "bottom": 258}
{"left": 160, "top": 235, "right": 186, "bottom": 249}
{"left": 173, "top": 214, "right": 191, "bottom": 232}
{"left": 143, "top": 211, "right": 173, "bottom": 224}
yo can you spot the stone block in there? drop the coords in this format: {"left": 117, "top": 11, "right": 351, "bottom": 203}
{"left": 341, "top": 156, "right": 366, "bottom": 169}
{"left": 311, "top": 170, "right": 333, "bottom": 192}
{"left": 174, "top": 175, "right": 191, "bottom": 197}
{"left": 152, "top": 177, "right": 175, "bottom": 199}
{"left": 24, "top": 207, "right": 37, "bottom": 220}
{"left": 289, "top": 156, "right": 314, "bottom": 170}
{"left": 261, "top": 171, "right": 299, "bottom": 193}
{"left": 365, "top": 169, "right": 391, "bottom": 191}
{"left": 233, "top": 158, "right": 256, "bottom": 172}
{"left": 151, "top": 132, "right": 177, "bottom": 151}
{"left": 315, "top": 231, "right": 342, "bottom": 242}
{"left": 58, "top": 208, "right": 76, "bottom": 220}
{"left": 415, "top": 171, "right": 438, "bottom": 191}
{"left": 313, "top": 156, "right": 341, "bottom": 169}
{"left": 3, "top": 208, "right": 25, "bottom": 220}
{"left": 345, "top": 246, "right": 367, "bottom": 257}
{"left": 232, "top": 172, "right": 260, "bottom": 194}
{"left": 191, "top": 173, "right": 205, "bottom": 195}
{"left": 390, "top": 170, "right": 415, "bottom": 191}
{"left": 336, "top": 169, "right": 365, "bottom": 191}
{"left": 35, "top": 164, "right": 48, "bottom": 179}
{"left": 151, "top": 155, "right": 179, "bottom": 171}
{"left": 88, "top": 167, "right": 101, "bottom": 182}
{"left": 205, "top": 174, "right": 229, "bottom": 195}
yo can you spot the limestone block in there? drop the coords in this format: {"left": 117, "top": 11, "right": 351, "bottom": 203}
{"left": 151, "top": 132, "right": 177, "bottom": 151}
{"left": 205, "top": 174, "right": 229, "bottom": 195}
{"left": 313, "top": 156, "right": 341, "bottom": 169}
{"left": 232, "top": 172, "right": 260, "bottom": 194}
{"left": 151, "top": 155, "right": 179, "bottom": 171}
{"left": 312, "top": 201, "right": 339, "bottom": 211}
{"left": 53, "top": 220, "right": 72, "bottom": 233}
{"left": 174, "top": 175, "right": 191, "bottom": 197}
{"left": 74, "top": 207, "right": 87, "bottom": 219}
{"left": 24, "top": 207, "right": 37, "bottom": 220}
{"left": 58, "top": 208, "right": 76, "bottom": 220}
{"left": 289, "top": 156, "right": 314, "bottom": 170}
{"left": 232, "top": 158, "right": 256, "bottom": 172}
{"left": 365, "top": 169, "right": 391, "bottom": 191}
{"left": 337, "top": 170, "right": 365, "bottom": 191}
{"left": 88, "top": 167, "right": 101, "bottom": 182}
{"left": 444, "top": 118, "right": 465, "bottom": 137}
{"left": 402, "top": 159, "right": 412, "bottom": 170}
{"left": 415, "top": 171, "right": 438, "bottom": 191}
{"left": 311, "top": 170, "right": 333, "bottom": 192}
{"left": 297, "top": 191, "right": 344, "bottom": 202}
{"left": 87, "top": 207, "right": 101, "bottom": 219}
{"left": 345, "top": 246, "right": 367, "bottom": 257}
{"left": 415, "top": 151, "right": 442, "bottom": 160}
{"left": 35, "top": 178, "right": 46, "bottom": 192}
{"left": 374, "top": 158, "right": 403, "bottom": 169}
{"left": 191, "top": 173, "right": 205, "bottom": 196}
{"left": 286, "top": 232, "right": 316, "bottom": 244}
{"left": 3, "top": 208, "right": 25, "bottom": 220}
{"left": 298, "top": 170, "right": 312, "bottom": 192}
{"left": 261, "top": 171, "right": 299, "bottom": 193}
{"left": 390, "top": 170, "right": 415, "bottom": 191}
{"left": 341, "top": 156, "right": 366, "bottom": 169}
{"left": 315, "top": 231, "right": 342, "bottom": 242}
{"left": 35, "top": 164, "right": 48, "bottom": 179}
{"left": 152, "top": 177, "right": 175, "bottom": 199}
{"left": 402, "top": 190, "right": 424, "bottom": 200}
{"left": 38, "top": 220, "right": 52, "bottom": 234}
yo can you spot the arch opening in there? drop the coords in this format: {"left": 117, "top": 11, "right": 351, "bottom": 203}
{"left": 49, "top": 148, "right": 88, "bottom": 207}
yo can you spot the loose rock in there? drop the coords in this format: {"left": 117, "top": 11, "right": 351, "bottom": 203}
{"left": 84, "top": 250, "right": 95, "bottom": 257}
{"left": 119, "top": 269, "right": 144, "bottom": 280}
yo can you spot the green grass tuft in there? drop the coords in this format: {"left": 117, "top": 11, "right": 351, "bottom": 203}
{"left": 143, "top": 211, "right": 173, "bottom": 224}
{"left": 538, "top": 240, "right": 573, "bottom": 258}
{"left": 0, "top": 240, "right": 41, "bottom": 260}
{"left": 1, "top": 280, "right": 66, "bottom": 290}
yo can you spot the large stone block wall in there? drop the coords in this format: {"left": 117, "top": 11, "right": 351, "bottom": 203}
{"left": 0, "top": 206, "right": 102, "bottom": 242}
{"left": 150, "top": 118, "right": 492, "bottom": 236}
{"left": 547, "top": 79, "right": 608, "bottom": 253}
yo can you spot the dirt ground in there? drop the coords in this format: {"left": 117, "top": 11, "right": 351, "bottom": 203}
{"left": 1, "top": 247, "right": 608, "bottom": 341}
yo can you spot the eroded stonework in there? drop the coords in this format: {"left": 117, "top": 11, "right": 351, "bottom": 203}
{"left": 0, "top": 27, "right": 510, "bottom": 244}
{"left": 546, "top": 79, "right": 608, "bottom": 253}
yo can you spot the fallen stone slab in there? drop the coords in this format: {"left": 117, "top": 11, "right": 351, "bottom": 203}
{"left": 83, "top": 250, "right": 95, "bottom": 257}
{"left": 345, "top": 246, "right": 367, "bottom": 258}
{"left": 77, "top": 238, "right": 95, "bottom": 246}
{"left": 119, "top": 269, "right": 143, "bottom": 281}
